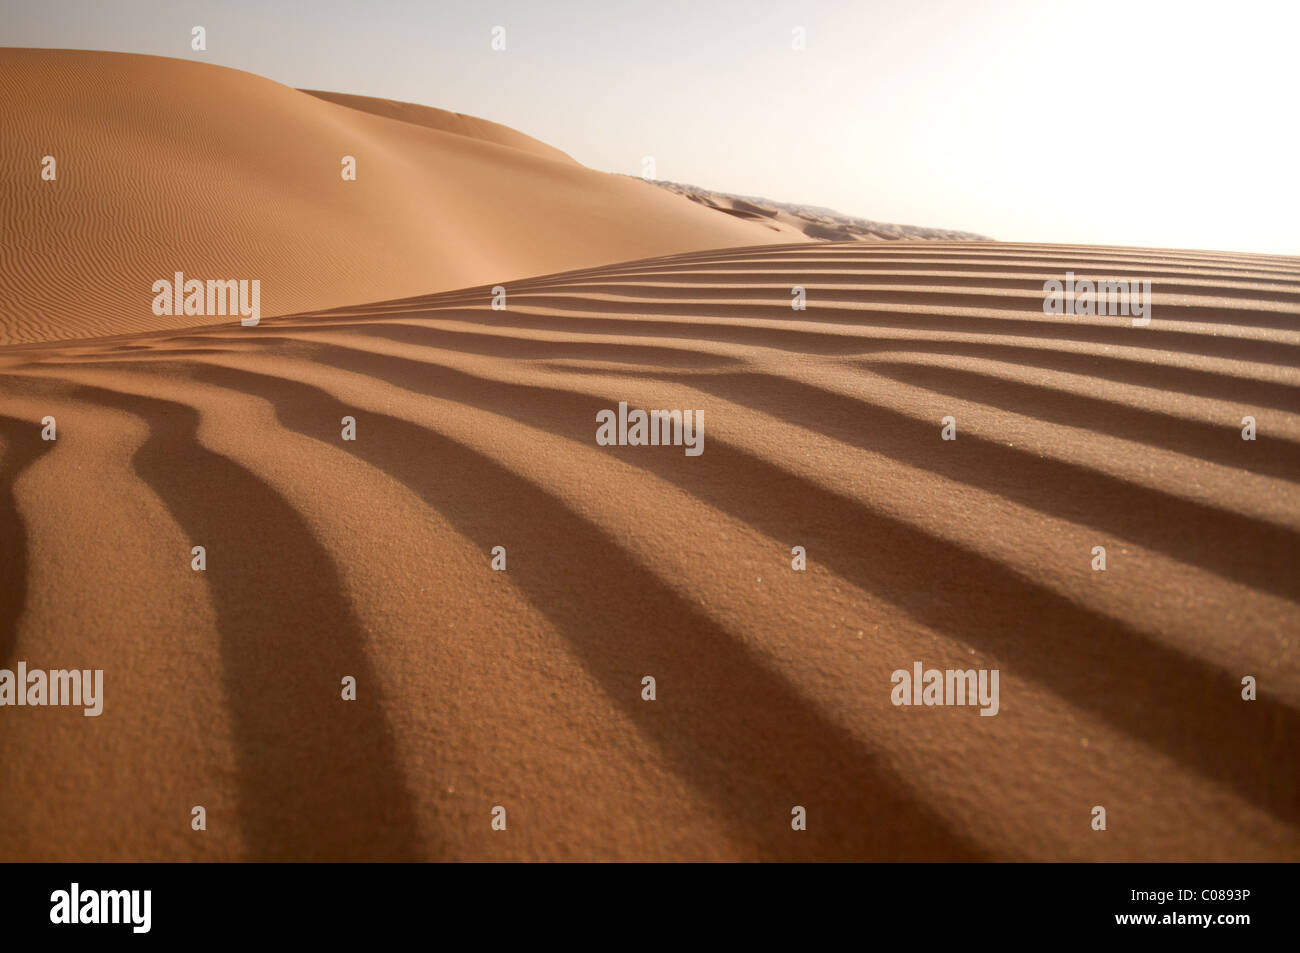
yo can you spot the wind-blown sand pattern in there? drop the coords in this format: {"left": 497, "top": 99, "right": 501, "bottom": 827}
{"left": 0, "top": 240, "right": 1296, "bottom": 861}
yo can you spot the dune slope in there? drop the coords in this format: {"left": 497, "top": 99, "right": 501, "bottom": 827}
{"left": 298, "top": 89, "right": 582, "bottom": 166}
{"left": 0, "top": 48, "right": 806, "bottom": 346}
{"left": 0, "top": 240, "right": 1297, "bottom": 861}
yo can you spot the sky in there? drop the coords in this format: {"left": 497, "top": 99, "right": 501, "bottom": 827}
{"left": 4, "top": 0, "right": 1298, "bottom": 254}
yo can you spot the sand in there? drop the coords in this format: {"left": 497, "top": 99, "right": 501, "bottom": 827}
{"left": 0, "top": 238, "right": 1296, "bottom": 861}
{"left": 1, "top": 49, "right": 1297, "bottom": 862}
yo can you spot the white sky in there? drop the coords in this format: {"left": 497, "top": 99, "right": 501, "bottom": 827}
{"left": 5, "top": 0, "right": 1298, "bottom": 254}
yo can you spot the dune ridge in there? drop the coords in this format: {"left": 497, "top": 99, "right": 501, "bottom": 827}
{"left": 0, "top": 239, "right": 1297, "bottom": 861}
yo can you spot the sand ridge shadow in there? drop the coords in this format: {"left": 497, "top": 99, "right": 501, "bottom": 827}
{"left": 64, "top": 381, "right": 428, "bottom": 861}
{"left": 270, "top": 307, "right": 1300, "bottom": 414}
{"left": 181, "top": 359, "right": 986, "bottom": 861}
{"left": 265, "top": 339, "right": 1300, "bottom": 829}
{"left": 861, "top": 359, "right": 1300, "bottom": 482}
{"left": 617, "top": 368, "right": 1300, "bottom": 602}
{"left": 0, "top": 415, "right": 47, "bottom": 663}
{"left": 392, "top": 293, "right": 1300, "bottom": 368}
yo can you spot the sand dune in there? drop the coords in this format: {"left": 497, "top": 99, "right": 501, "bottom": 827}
{"left": 0, "top": 240, "right": 1296, "bottom": 861}
{"left": 649, "top": 179, "right": 992, "bottom": 241}
{"left": 298, "top": 89, "right": 583, "bottom": 166}
{"left": 0, "top": 48, "right": 809, "bottom": 346}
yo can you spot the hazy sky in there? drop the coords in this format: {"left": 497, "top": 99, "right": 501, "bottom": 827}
{"left": 5, "top": 0, "right": 1298, "bottom": 254}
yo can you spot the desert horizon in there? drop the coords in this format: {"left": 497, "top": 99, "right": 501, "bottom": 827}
{"left": 0, "top": 0, "right": 1297, "bottom": 884}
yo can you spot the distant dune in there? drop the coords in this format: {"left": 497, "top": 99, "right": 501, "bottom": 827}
{"left": 1, "top": 240, "right": 1297, "bottom": 860}
{"left": 646, "top": 178, "right": 992, "bottom": 242}
{"left": 0, "top": 49, "right": 809, "bottom": 346}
